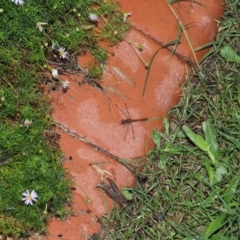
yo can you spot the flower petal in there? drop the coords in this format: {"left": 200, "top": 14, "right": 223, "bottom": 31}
{"left": 22, "top": 190, "right": 30, "bottom": 196}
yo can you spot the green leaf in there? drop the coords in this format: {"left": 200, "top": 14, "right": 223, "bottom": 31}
{"left": 202, "top": 120, "right": 218, "bottom": 161}
{"left": 210, "top": 234, "right": 235, "bottom": 240}
{"left": 205, "top": 159, "right": 214, "bottom": 186}
{"left": 207, "top": 149, "right": 217, "bottom": 165}
{"left": 152, "top": 129, "right": 161, "bottom": 148}
{"left": 220, "top": 46, "right": 240, "bottom": 63}
{"left": 162, "top": 146, "right": 182, "bottom": 154}
{"left": 163, "top": 117, "right": 170, "bottom": 136}
{"left": 194, "top": 41, "right": 214, "bottom": 51}
{"left": 121, "top": 187, "right": 133, "bottom": 200}
{"left": 215, "top": 163, "right": 227, "bottom": 183}
{"left": 223, "top": 178, "right": 239, "bottom": 204}
{"left": 182, "top": 125, "right": 209, "bottom": 151}
{"left": 202, "top": 213, "right": 227, "bottom": 238}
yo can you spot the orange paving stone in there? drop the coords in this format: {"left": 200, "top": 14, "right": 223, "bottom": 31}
{"left": 121, "top": 0, "right": 225, "bottom": 62}
{"left": 44, "top": 1, "right": 225, "bottom": 239}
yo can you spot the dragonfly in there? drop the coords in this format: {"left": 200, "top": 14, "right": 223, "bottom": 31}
{"left": 115, "top": 103, "right": 148, "bottom": 141}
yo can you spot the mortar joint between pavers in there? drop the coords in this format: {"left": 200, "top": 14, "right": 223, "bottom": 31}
{"left": 131, "top": 24, "right": 195, "bottom": 67}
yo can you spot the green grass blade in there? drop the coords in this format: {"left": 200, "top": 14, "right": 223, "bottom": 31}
{"left": 223, "top": 178, "right": 239, "bottom": 204}
{"left": 142, "top": 48, "right": 160, "bottom": 98}
{"left": 204, "top": 159, "right": 215, "bottom": 185}
{"left": 238, "top": 86, "right": 240, "bottom": 105}
{"left": 202, "top": 213, "right": 228, "bottom": 238}
{"left": 163, "top": 117, "right": 170, "bottom": 135}
{"left": 218, "top": 131, "right": 240, "bottom": 149}
{"left": 210, "top": 234, "right": 234, "bottom": 240}
{"left": 202, "top": 120, "right": 219, "bottom": 164}
{"left": 194, "top": 41, "right": 214, "bottom": 52}
{"left": 152, "top": 129, "right": 161, "bottom": 148}
{"left": 194, "top": 172, "right": 209, "bottom": 185}
{"left": 182, "top": 125, "right": 209, "bottom": 152}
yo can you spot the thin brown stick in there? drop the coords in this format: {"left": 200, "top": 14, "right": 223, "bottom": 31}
{"left": 55, "top": 122, "right": 136, "bottom": 175}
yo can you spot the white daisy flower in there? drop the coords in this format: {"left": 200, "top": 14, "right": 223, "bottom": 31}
{"left": 22, "top": 190, "right": 38, "bottom": 205}
{"left": 51, "top": 68, "right": 58, "bottom": 78}
{"left": 12, "top": 0, "right": 24, "bottom": 5}
{"left": 62, "top": 80, "right": 70, "bottom": 89}
{"left": 89, "top": 13, "right": 99, "bottom": 22}
{"left": 36, "top": 22, "right": 47, "bottom": 32}
{"left": 58, "top": 47, "right": 68, "bottom": 59}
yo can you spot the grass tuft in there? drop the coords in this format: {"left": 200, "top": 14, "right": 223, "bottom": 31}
{"left": 0, "top": 0, "right": 129, "bottom": 237}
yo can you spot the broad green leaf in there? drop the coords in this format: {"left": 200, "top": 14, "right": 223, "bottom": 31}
{"left": 202, "top": 213, "right": 227, "bottom": 238}
{"left": 202, "top": 120, "right": 218, "bottom": 161}
{"left": 121, "top": 187, "right": 133, "bottom": 200}
{"left": 182, "top": 125, "right": 209, "bottom": 151}
{"left": 215, "top": 163, "right": 227, "bottom": 183}
{"left": 223, "top": 178, "right": 239, "bottom": 204}
{"left": 220, "top": 46, "right": 240, "bottom": 63}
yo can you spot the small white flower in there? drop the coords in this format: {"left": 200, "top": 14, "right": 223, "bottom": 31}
{"left": 89, "top": 13, "right": 99, "bottom": 22}
{"left": 12, "top": 0, "right": 24, "bottom": 5}
{"left": 22, "top": 190, "right": 38, "bottom": 205}
{"left": 51, "top": 68, "right": 58, "bottom": 78}
{"left": 24, "top": 119, "right": 33, "bottom": 128}
{"left": 62, "top": 80, "right": 70, "bottom": 89}
{"left": 123, "top": 12, "right": 132, "bottom": 22}
{"left": 36, "top": 22, "right": 47, "bottom": 32}
{"left": 58, "top": 47, "right": 68, "bottom": 59}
